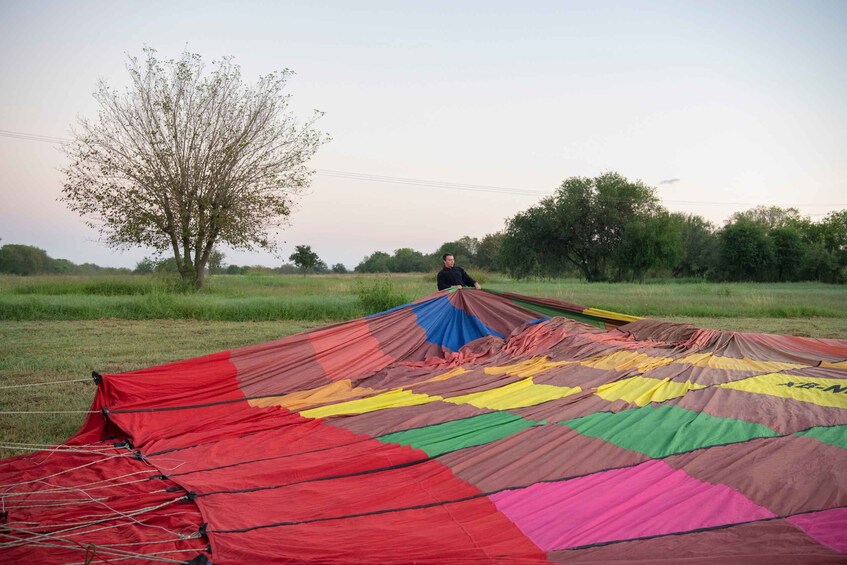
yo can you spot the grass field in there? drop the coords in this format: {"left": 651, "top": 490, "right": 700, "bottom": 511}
{"left": 3, "top": 272, "right": 846, "bottom": 322}
{"left": 1, "top": 273, "right": 845, "bottom": 458}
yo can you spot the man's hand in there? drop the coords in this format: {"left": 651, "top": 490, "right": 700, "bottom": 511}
{"left": 474, "top": 282, "right": 481, "bottom": 290}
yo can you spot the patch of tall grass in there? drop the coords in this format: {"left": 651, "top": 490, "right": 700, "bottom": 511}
{"left": 355, "top": 277, "right": 409, "bottom": 315}
{"left": 6, "top": 275, "right": 172, "bottom": 296}
{"left": 0, "top": 294, "right": 363, "bottom": 321}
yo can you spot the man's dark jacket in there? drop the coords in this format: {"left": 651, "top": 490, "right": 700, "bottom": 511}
{"left": 437, "top": 266, "right": 477, "bottom": 291}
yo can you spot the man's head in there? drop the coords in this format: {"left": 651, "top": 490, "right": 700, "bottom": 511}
{"left": 442, "top": 253, "right": 455, "bottom": 268}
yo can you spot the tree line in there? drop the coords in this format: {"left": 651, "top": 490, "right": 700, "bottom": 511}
{"left": 0, "top": 243, "right": 346, "bottom": 277}
{"left": 352, "top": 172, "right": 846, "bottom": 283}
{"left": 497, "top": 172, "right": 846, "bottom": 283}
{"left": 0, "top": 243, "right": 132, "bottom": 276}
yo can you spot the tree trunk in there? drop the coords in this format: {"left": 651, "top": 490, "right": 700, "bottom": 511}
{"left": 195, "top": 262, "right": 206, "bottom": 290}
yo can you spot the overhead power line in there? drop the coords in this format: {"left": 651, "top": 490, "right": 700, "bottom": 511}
{"left": 315, "top": 169, "right": 549, "bottom": 197}
{"left": 0, "top": 129, "right": 70, "bottom": 144}
{"left": 2, "top": 128, "right": 844, "bottom": 209}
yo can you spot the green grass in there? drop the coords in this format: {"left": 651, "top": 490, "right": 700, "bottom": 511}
{"left": 2, "top": 273, "right": 846, "bottom": 321}
{"left": 486, "top": 279, "right": 847, "bottom": 320}
{"left": 660, "top": 317, "right": 847, "bottom": 339}
{"left": 0, "top": 274, "right": 420, "bottom": 320}
{"left": 0, "top": 293, "right": 364, "bottom": 321}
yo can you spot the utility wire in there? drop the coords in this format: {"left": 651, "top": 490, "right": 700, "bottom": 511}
{"left": 0, "top": 410, "right": 97, "bottom": 415}
{"left": 0, "top": 129, "right": 69, "bottom": 144}
{"left": 0, "top": 378, "right": 90, "bottom": 389}
{"left": 2, "top": 128, "right": 845, "bottom": 208}
{"left": 316, "top": 169, "right": 549, "bottom": 197}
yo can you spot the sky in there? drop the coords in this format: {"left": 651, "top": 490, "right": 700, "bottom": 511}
{"left": 1, "top": 0, "right": 845, "bottom": 270}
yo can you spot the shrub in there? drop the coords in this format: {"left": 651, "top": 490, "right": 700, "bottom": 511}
{"left": 355, "top": 277, "right": 408, "bottom": 315}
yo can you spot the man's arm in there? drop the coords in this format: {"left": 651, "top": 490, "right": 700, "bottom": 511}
{"left": 460, "top": 268, "right": 481, "bottom": 290}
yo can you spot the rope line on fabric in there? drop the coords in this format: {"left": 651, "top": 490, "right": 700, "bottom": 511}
{"left": 25, "top": 486, "right": 191, "bottom": 539}
{"left": 0, "top": 526, "right": 198, "bottom": 564}
{"left": 0, "top": 504, "right": 177, "bottom": 535}
{"left": 0, "top": 441, "right": 123, "bottom": 471}
{"left": 1, "top": 510, "right": 200, "bottom": 542}
{"left": 66, "top": 551, "right": 195, "bottom": 565}
{"left": 0, "top": 495, "right": 185, "bottom": 549}
{"left": 0, "top": 440, "right": 121, "bottom": 449}
{"left": 0, "top": 443, "right": 128, "bottom": 455}
{"left": 549, "top": 504, "right": 847, "bottom": 552}
{"left": 2, "top": 528, "right": 202, "bottom": 556}
{"left": 0, "top": 471, "right": 158, "bottom": 498}
{"left": 0, "top": 378, "right": 90, "bottom": 389}
{"left": 105, "top": 392, "right": 298, "bottom": 414}
{"left": 160, "top": 434, "right": 376, "bottom": 476}
{"left": 0, "top": 531, "right": 194, "bottom": 564}
{"left": 1, "top": 450, "right": 185, "bottom": 499}
{"left": 98, "top": 537, "right": 202, "bottom": 550}
{"left": 30, "top": 490, "right": 193, "bottom": 534}
{"left": 55, "top": 531, "right": 202, "bottom": 549}
{"left": 1, "top": 452, "right": 140, "bottom": 490}
{"left": 4, "top": 497, "right": 110, "bottom": 509}
{"left": 2, "top": 475, "right": 163, "bottom": 506}
{"left": 0, "top": 410, "right": 98, "bottom": 414}
{"left": 210, "top": 498, "right": 847, "bottom": 537}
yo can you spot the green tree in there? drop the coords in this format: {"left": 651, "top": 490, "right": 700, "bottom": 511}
{"left": 289, "top": 245, "right": 321, "bottom": 274}
{"left": 391, "top": 248, "right": 428, "bottom": 272}
{"left": 769, "top": 226, "right": 805, "bottom": 281}
{"left": 501, "top": 200, "right": 566, "bottom": 278}
{"left": 800, "top": 243, "right": 840, "bottom": 283}
{"left": 331, "top": 263, "right": 348, "bottom": 274}
{"left": 728, "top": 206, "right": 804, "bottom": 230}
{"left": 355, "top": 251, "right": 392, "bottom": 273}
{"left": 61, "top": 48, "right": 329, "bottom": 290}
{"left": 76, "top": 263, "right": 106, "bottom": 275}
{"left": 475, "top": 232, "right": 505, "bottom": 272}
{"left": 718, "top": 219, "right": 774, "bottom": 281}
{"left": 614, "top": 212, "right": 683, "bottom": 282}
{"left": 673, "top": 214, "right": 718, "bottom": 278}
{"left": 433, "top": 237, "right": 478, "bottom": 269}
{"left": 154, "top": 257, "right": 179, "bottom": 273}
{"left": 502, "top": 172, "right": 659, "bottom": 281}
{"left": 50, "top": 258, "right": 77, "bottom": 274}
{"left": 817, "top": 210, "right": 847, "bottom": 269}
{"left": 0, "top": 244, "right": 50, "bottom": 275}
{"left": 207, "top": 249, "right": 226, "bottom": 275}
{"left": 134, "top": 257, "right": 156, "bottom": 274}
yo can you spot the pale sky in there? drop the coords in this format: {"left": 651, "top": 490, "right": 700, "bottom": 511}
{"left": 1, "top": 1, "right": 845, "bottom": 269}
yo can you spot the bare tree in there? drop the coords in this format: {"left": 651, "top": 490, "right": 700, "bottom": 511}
{"left": 62, "top": 48, "right": 329, "bottom": 289}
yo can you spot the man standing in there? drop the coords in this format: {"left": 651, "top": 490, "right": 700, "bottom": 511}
{"left": 437, "top": 253, "right": 481, "bottom": 291}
